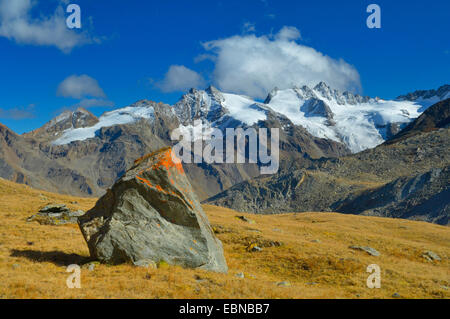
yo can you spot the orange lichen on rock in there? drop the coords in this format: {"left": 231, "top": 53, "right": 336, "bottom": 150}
{"left": 152, "top": 149, "right": 185, "bottom": 175}
{"left": 136, "top": 175, "right": 153, "bottom": 188}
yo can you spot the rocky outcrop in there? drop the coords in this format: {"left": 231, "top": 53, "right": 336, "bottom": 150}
{"left": 27, "top": 204, "right": 85, "bottom": 225}
{"left": 78, "top": 148, "right": 228, "bottom": 273}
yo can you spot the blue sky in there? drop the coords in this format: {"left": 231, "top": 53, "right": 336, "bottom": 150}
{"left": 0, "top": 0, "right": 449, "bottom": 134}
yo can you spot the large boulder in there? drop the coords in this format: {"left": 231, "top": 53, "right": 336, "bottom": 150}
{"left": 78, "top": 147, "right": 228, "bottom": 273}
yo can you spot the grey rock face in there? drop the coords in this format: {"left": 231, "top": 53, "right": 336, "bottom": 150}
{"left": 78, "top": 147, "right": 228, "bottom": 273}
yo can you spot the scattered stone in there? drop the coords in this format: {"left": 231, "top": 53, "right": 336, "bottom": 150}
{"left": 277, "top": 281, "right": 291, "bottom": 287}
{"left": 247, "top": 243, "right": 263, "bottom": 252}
{"left": 311, "top": 239, "right": 321, "bottom": 243}
{"left": 133, "top": 259, "right": 157, "bottom": 269}
{"left": 82, "top": 261, "right": 100, "bottom": 270}
{"left": 392, "top": 292, "right": 401, "bottom": 298}
{"left": 422, "top": 251, "right": 441, "bottom": 262}
{"left": 236, "top": 216, "right": 255, "bottom": 224}
{"left": 194, "top": 274, "right": 208, "bottom": 283}
{"left": 235, "top": 272, "right": 245, "bottom": 279}
{"left": 78, "top": 148, "right": 228, "bottom": 273}
{"left": 349, "top": 245, "right": 380, "bottom": 257}
{"left": 306, "top": 282, "right": 318, "bottom": 285}
{"left": 27, "top": 204, "right": 85, "bottom": 225}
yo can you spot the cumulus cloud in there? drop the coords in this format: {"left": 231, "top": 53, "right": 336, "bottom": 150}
{"left": 156, "top": 65, "right": 206, "bottom": 93}
{"left": 0, "top": 0, "right": 91, "bottom": 52}
{"left": 57, "top": 75, "right": 106, "bottom": 99}
{"left": 0, "top": 104, "right": 35, "bottom": 120}
{"left": 202, "top": 26, "right": 361, "bottom": 99}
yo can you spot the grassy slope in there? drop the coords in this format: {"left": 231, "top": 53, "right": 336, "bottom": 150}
{"left": 0, "top": 178, "right": 448, "bottom": 299}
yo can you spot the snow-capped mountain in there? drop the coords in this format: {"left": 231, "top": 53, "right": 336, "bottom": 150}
{"left": 52, "top": 101, "right": 156, "bottom": 145}
{"left": 47, "top": 83, "right": 448, "bottom": 153}
{"left": 265, "top": 82, "right": 445, "bottom": 152}
{"left": 172, "top": 83, "right": 448, "bottom": 153}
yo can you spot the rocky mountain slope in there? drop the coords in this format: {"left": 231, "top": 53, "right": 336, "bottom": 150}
{"left": 0, "top": 83, "right": 448, "bottom": 205}
{"left": 206, "top": 99, "right": 450, "bottom": 225}
{"left": 386, "top": 98, "right": 450, "bottom": 144}
{"left": 0, "top": 88, "right": 348, "bottom": 199}
{"left": 335, "top": 166, "right": 449, "bottom": 225}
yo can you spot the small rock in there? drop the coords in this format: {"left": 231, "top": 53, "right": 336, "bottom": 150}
{"left": 27, "top": 241, "right": 34, "bottom": 246}
{"left": 306, "top": 282, "right": 318, "bottom": 285}
{"left": 267, "top": 241, "right": 283, "bottom": 247}
{"left": 311, "top": 239, "right": 321, "bottom": 243}
{"left": 236, "top": 215, "right": 255, "bottom": 224}
{"left": 422, "top": 251, "right": 441, "bottom": 262}
{"left": 441, "top": 285, "right": 449, "bottom": 290}
{"left": 235, "top": 272, "right": 245, "bottom": 279}
{"left": 392, "top": 293, "right": 401, "bottom": 298}
{"left": 247, "top": 244, "right": 262, "bottom": 252}
{"left": 82, "top": 261, "right": 100, "bottom": 270}
{"left": 277, "top": 281, "right": 291, "bottom": 287}
{"left": 133, "top": 259, "right": 157, "bottom": 269}
{"left": 12, "top": 264, "right": 20, "bottom": 269}
{"left": 349, "top": 245, "right": 380, "bottom": 257}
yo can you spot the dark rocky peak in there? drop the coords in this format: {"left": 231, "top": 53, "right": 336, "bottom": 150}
{"left": 397, "top": 84, "right": 450, "bottom": 101}
{"left": 264, "top": 87, "right": 280, "bottom": 104}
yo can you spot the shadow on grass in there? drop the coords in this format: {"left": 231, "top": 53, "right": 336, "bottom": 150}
{"left": 10, "top": 249, "right": 91, "bottom": 266}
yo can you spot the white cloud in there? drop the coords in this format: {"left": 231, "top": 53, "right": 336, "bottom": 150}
{"left": 202, "top": 26, "right": 361, "bottom": 99}
{"left": 0, "top": 0, "right": 91, "bottom": 52}
{"left": 156, "top": 65, "right": 206, "bottom": 93}
{"left": 57, "top": 75, "right": 106, "bottom": 99}
{"left": 275, "top": 26, "right": 301, "bottom": 41}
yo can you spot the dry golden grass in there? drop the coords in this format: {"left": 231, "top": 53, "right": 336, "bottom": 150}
{"left": 0, "top": 178, "right": 448, "bottom": 299}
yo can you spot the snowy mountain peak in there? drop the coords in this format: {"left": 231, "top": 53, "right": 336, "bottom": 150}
{"left": 43, "top": 82, "right": 448, "bottom": 153}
